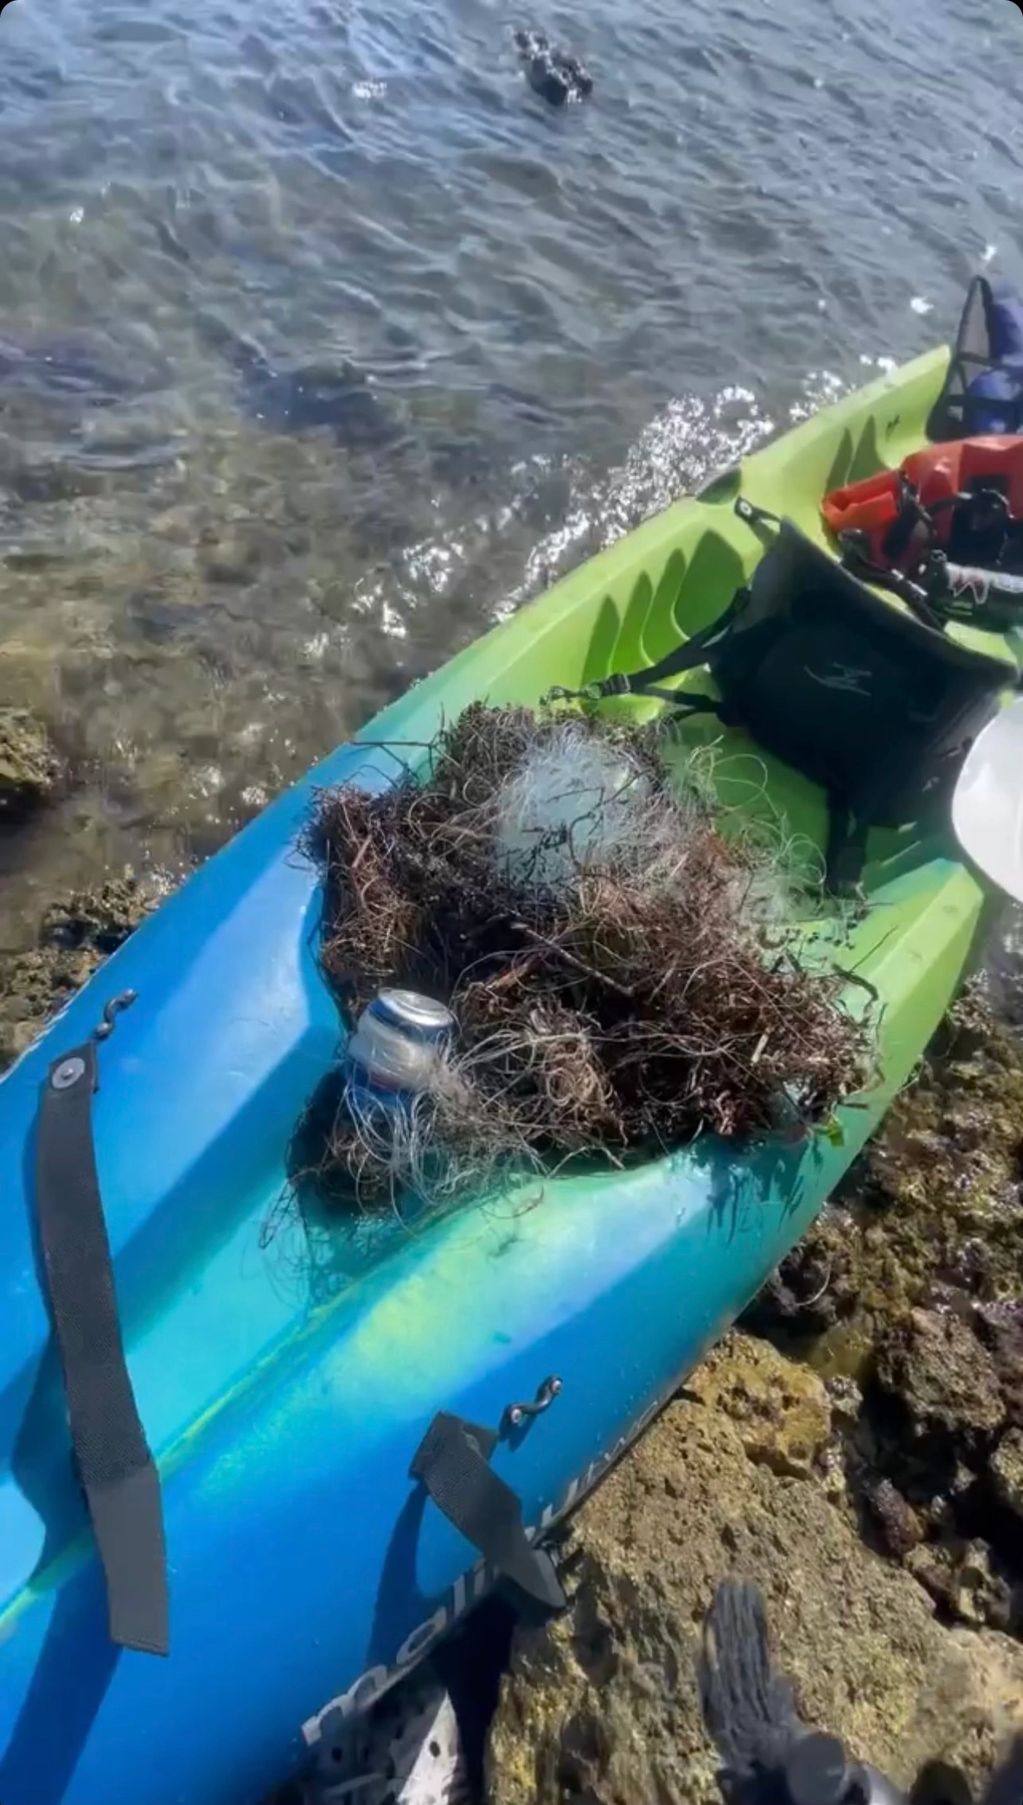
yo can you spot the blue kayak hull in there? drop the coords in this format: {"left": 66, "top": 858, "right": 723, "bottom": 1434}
{"left": 0, "top": 732, "right": 973, "bottom": 1805}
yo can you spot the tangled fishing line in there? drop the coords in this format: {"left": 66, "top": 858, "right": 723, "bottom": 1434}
{"left": 299, "top": 703, "right": 872, "bottom": 1213}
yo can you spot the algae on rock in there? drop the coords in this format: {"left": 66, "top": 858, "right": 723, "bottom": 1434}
{"left": 681, "top": 1332, "right": 832, "bottom": 1479}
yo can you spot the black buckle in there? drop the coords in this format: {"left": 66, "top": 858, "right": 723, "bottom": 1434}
{"left": 734, "top": 495, "right": 782, "bottom": 531}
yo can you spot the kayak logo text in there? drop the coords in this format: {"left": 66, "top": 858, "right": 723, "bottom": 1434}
{"left": 803, "top": 661, "right": 872, "bottom": 697}
{"left": 301, "top": 1379, "right": 675, "bottom": 1746}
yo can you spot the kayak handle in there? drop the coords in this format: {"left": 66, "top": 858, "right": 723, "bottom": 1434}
{"left": 503, "top": 1375, "right": 562, "bottom": 1433}
{"left": 96, "top": 988, "right": 138, "bottom": 1041}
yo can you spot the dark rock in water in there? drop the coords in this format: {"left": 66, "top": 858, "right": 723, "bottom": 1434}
{"left": 742, "top": 1227, "right": 845, "bottom": 1336}
{"left": 488, "top": 380, "right": 559, "bottom": 427}
{"left": 41, "top": 877, "right": 153, "bottom": 956}
{"left": 241, "top": 359, "right": 398, "bottom": 448}
{"left": 513, "top": 28, "right": 593, "bottom": 106}
{"left": 0, "top": 709, "right": 60, "bottom": 821}
{"left": 202, "top": 320, "right": 399, "bottom": 449}
{"left": 195, "top": 313, "right": 399, "bottom": 447}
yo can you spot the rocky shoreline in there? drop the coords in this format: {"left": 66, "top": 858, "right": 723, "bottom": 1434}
{"left": 487, "top": 988, "right": 1023, "bottom": 1802}
{"left": 3, "top": 861, "right": 1022, "bottom": 1803}
{"left": 0, "top": 870, "right": 162, "bottom": 1069}
{"left": 488, "top": 1333, "right": 1023, "bottom": 1805}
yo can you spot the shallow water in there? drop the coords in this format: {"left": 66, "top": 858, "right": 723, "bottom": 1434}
{"left": 0, "top": 0, "right": 1021, "bottom": 944}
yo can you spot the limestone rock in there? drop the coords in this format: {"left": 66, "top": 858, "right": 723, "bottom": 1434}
{"left": 863, "top": 1477, "right": 925, "bottom": 1560}
{"left": 874, "top": 1308, "right": 1005, "bottom": 1450}
{"left": 0, "top": 707, "right": 59, "bottom": 819}
{"left": 682, "top": 1333, "right": 832, "bottom": 1479}
{"left": 748, "top": 990, "right": 1023, "bottom": 1384}
{"left": 907, "top": 1538, "right": 1017, "bottom": 1634}
{"left": 487, "top": 1334, "right": 1023, "bottom": 1805}
{"left": 41, "top": 875, "right": 154, "bottom": 955}
{"left": 979, "top": 1307, "right": 1023, "bottom": 1432}
{"left": 0, "top": 874, "right": 160, "bottom": 1070}
{"left": 948, "top": 1542, "right": 1015, "bottom": 1632}
{"left": 0, "top": 946, "right": 98, "bottom": 1070}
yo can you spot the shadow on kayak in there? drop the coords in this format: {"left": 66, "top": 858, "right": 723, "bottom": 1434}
{"left": 283, "top": 1059, "right": 815, "bottom": 1312}
{"left": 0, "top": 1562, "right": 119, "bottom": 1805}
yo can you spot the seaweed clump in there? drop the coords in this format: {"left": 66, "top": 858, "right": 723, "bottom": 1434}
{"left": 303, "top": 704, "right": 870, "bottom": 1207}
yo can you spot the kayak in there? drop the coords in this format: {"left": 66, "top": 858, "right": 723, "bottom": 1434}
{"left": 0, "top": 345, "right": 1011, "bottom": 1805}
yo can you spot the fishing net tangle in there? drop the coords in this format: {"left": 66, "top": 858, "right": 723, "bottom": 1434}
{"left": 301, "top": 704, "right": 871, "bottom": 1214}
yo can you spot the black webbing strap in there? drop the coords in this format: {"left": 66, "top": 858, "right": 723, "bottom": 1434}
{"left": 549, "top": 588, "right": 749, "bottom": 709}
{"left": 548, "top": 495, "right": 782, "bottom": 709}
{"left": 35, "top": 1039, "right": 169, "bottom": 1656}
{"left": 824, "top": 798, "right": 869, "bottom": 895}
{"left": 410, "top": 1411, "right": 567, "bottom": 1622}
{"left": 733, "top": 496, "right": 782, "bottom": 534}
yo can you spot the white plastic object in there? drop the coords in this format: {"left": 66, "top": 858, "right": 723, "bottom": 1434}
{"left": 314, "top": 1663, "right": 469, "bottom": 1804}
{"left": 952, "top": 698, "right": 1023, "bottom": 903}
{"left": 495, "top": 729, "right": 652, "bottom": 890}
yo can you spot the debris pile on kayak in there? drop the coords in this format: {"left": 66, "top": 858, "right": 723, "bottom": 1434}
{"left": 302, "top": 704, "right": 870, "bottom": 1209}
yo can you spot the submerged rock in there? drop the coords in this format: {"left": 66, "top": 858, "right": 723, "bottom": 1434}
{"left": 0, "top": 708, "right": 60, "bottom": 820}
{"left": 0, "top": 332, "right": 147, "bottom": 409}
{"left": 0, "top": 874, "right": 162, "bottom": 1070}
{"left": 241, "top": 359, "right": 399, "bottom": 448}
{"left": 194, "top": 313, "right": 400, "bottom": 448}
{"left": 487, "top": 1333, "right": 1023, "bottom": 1805}
{"left": 41, "top": 876, "right": 157, "bottom": 955}
{"left": 742, "top": 1220, "right": 850, "bottom": 1337}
